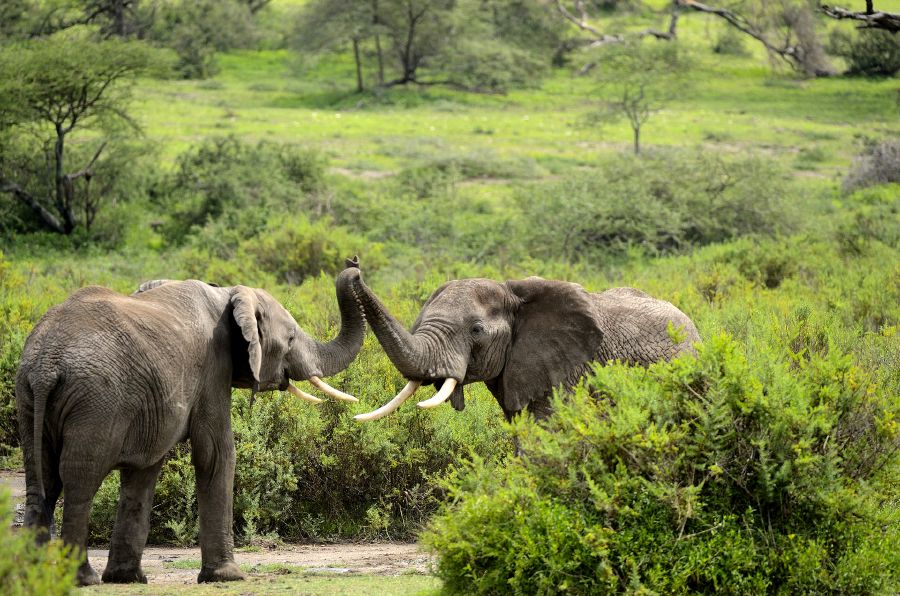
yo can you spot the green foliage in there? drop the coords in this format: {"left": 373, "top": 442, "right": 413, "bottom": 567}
{"left": 0, "top": 489, "right": 80, "bottom": 595}
{"left": 157, "top": 136, "right": 327, "bottom": 245}
{"left": 829, "top": 28, "right": 900, "bottom": 77}
{"left": 518, "top": 150, "right": 791, "bottom": 261}
{"left": 149, "top": 0, "right": 259, "bottom": 78}
{"left": 712, "top": 26, "right": 750, "bottom": 57}
{"left": 589, "top": 39, "right": 690, "bottom": 154}
{"left": 0, "top": 34, "right": 158, "bottom": 235}
{"left": 292, "top": 0, "right": 554, "bottom": 93}
{"left": 424, "top": 334, "right": 900, "bottom": 594}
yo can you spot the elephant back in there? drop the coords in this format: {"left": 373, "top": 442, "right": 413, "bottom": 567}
{"left": 593, "top": 287, "right": 699, "bottom": 366}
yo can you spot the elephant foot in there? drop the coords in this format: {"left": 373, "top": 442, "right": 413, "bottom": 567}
{"left": 77, "top": 562, "right": 101, "bottom": 586}
{"left": 102, "top": 564, "right": 148, "bottom": 584}
{"left": 197, "top": 560, "right": 246, "bottom": 583}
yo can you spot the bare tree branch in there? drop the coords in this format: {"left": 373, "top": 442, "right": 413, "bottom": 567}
{"left": 555, "top": 0, "right": 681, "bottom": 44}
{"left": 820, "top": 5, "right": 900, "bottom": 32}
{"left": 675, "top": 0, "right": 802, "bottom": 69}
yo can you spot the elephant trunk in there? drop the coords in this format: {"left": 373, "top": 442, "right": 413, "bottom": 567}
{"left": 309, "top": 265, "right": 367, "bottom": 378}
{"left": 347, "top": 270, "right": 431, "bottom": 380}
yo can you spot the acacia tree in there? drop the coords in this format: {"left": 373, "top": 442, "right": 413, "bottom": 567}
{"left": 294, "top": 0, "right": 378, "bottom": 92}
{"left": 589, "top": 40, "right": 688, "bottom": 155}
{"left": 0, "top": 36, "right": 153, "bottom": 234}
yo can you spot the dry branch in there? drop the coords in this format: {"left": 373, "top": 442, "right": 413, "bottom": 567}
{"left": 820, "top": 5, "right": 900, "bottom": 33}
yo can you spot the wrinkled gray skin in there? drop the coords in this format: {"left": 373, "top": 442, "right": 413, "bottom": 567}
{"left": 15, "top": 266, "right": 364, "bottom": 586}
{"left": 348, "top": 270, "right": 699, "bottom": 420}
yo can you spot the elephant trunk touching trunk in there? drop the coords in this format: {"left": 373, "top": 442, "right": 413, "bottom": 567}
{"left": 309, "top": 265, "right": 367, "bottom": 379}
{"left": 347, "top": 271, "right": 434, "bottom": 380}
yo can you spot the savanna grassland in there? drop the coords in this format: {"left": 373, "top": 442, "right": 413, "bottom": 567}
{"left": 1, "top": 0, "right": 899, "bottom": 593}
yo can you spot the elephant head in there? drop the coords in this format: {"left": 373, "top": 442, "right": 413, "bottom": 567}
{"left": 347, "top": 271, "right": 698, "bottom": 421}
{"left": 138, "top": 258, "right": 365, "bottom": 403}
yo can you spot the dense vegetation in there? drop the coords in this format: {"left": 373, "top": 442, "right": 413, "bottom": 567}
{"left": 1, "top": 0, "right": 898, "bottom": 591}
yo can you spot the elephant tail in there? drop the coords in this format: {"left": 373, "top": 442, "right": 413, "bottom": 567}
{"left": 26, "top": 371, "right": 57, "bottom": 520}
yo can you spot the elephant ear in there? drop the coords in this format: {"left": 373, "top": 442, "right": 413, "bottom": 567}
{"left": 231, "top": 286, "right": 262, "bottom": 384}
{"left": 499, "top": 277, "right": 604, "bottom": 415}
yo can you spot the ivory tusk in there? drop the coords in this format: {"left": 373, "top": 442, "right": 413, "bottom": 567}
{"left": 309, "top": 376, "right": 359, "bottom": 402}
{"left": 416, "top": 378, "right": 458, "bottom": 409}
{"left": 287, "top": 383, "right": 323, "bottom": 404}
{"left": 353, "top": 380, "right": 422, "bottom": 422}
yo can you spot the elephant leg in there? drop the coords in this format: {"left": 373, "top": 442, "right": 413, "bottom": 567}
{"left": 102, "top": 462, "right": 164, "bottom": 584}
{"left": 191, "top": 423, "right": 245, "bottom": 583}
{"left": 59, "top": 472, "right": 105, "bottom": 586}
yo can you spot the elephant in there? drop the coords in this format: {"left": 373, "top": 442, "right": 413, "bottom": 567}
{"left": 346, "top": 270, "right": 699, "bottom": 422}
{"left": 15, "top": 261, "right": 365, "bottom": 586}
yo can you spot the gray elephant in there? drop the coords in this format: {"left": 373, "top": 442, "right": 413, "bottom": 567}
{"left": 15, "top": 263, "right": 364, "bottom": 586}
{"left": 347, "top": 270, "right": 699, "bottom": 421}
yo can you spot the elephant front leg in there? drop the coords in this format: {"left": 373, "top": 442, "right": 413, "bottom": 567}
{"left": 102, "top": 462, "right": 164, "bottom": 583}
{"left": 191, "top": 427, "right": 245, "bottom": 583}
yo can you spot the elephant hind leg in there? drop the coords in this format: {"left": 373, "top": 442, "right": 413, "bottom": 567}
{"left": 59, "top": 464, "right": 106, "bottom": 586}
{"left": 102, "top": 462, "right": 164, "bottom": 584}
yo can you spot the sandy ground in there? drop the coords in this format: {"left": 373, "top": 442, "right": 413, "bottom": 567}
{"left": 1, "top": 471, "right": 432, "bottom": 584}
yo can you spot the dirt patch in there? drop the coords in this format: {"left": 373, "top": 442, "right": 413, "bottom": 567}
{"left": 3, "top": 471, "right": 432, "bottom": 584}
{"left": 88, "top": 543, "right": 432, "bottom": 584}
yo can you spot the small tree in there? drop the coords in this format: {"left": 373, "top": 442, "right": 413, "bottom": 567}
{"left": 589, "top": 40, "right": 688, "bottom": 155}
{"left": 293, "top": 0, "right": 377, "bottom": 92}
{"left": 0, "top": 36, "right": 154, "bottom": 234}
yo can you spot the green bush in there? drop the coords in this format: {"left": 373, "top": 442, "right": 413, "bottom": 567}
{"left": 517, "top": 150, "right": 791, "bottom": 261}
{"left": 424, "top": 334, "right": 900, "bottom": 594}
{"left": 0, "top": 489, "right": 79, "bottom": 595}
{"left": 829, "top": 28, "right": 900, "bottom": 77}
{"left": 157, "top": 136, "right": 328, "bottom": 245}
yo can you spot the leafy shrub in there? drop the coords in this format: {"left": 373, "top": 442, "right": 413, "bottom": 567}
{"left": 424, "top": 334, "right": 900, "bottom": 594}
{"left": 0, "top": 489, "right": 79, "bottom": 595}
{"left": 834, "top": 184, "right": 899, "bottom": 256}
{"left": 843, "top": 140, "right": 900, "bottom": 193}
{"left": 829, "top": 28, "right": 900, "bottom": 77}
{"left": 441, "top": 38, "right": 547, "bottom": 93}
{"left": 712, "top": 26, "right": 749, "bottom": 56}
{"left": 518, "top": 150, "right": 791, "bottom": 261}
{"left": 157, "top": 136, "right": 327, "bottom": 244}
{"left": 150, "top": 0, "right": 259, "bottom": 78}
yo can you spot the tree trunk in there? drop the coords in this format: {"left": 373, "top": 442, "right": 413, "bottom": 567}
{"left": 374, "top": 33, "right": 385, "bottom": 86}
{"left": 113, "top": 0, "right": 126, "bottom": 37}
{"left": 352, "top": 37, "right": 364, "bottom": 93}
{"left": 53, "top": 125, "right": 75, "bottom": 234}
{"left": 633, "top": 126, "right": 640, "bottom": 155}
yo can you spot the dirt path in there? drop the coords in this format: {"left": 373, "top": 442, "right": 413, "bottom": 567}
{"left": 2, "top": 471, "right": 432, "bottom": 584}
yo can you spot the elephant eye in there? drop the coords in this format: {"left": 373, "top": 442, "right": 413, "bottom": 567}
{"left": 288, "top": 334, "right": 295, "bottom": 346}
{"left": 471, "top": 323, "right": 485, "bottom": 336}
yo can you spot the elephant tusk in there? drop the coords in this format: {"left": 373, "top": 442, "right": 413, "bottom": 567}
{"left": 287, "top": 383, "right": 323, "bottom": 404}
{"left": 416, "top": 378, "right": 458, "bottom": 409}
{"left": 309, "top": 376, "right": 359, "bottom": 402}
{"left": 353, "top": 380, "right": 421, "bottom": 422}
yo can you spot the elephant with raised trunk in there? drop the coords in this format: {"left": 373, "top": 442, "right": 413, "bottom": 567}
{"left": 347, "top": 270, "right": 699, "bottom": 421}
{"left": 15, "top": 260, "right": 365, "bottom": 586}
